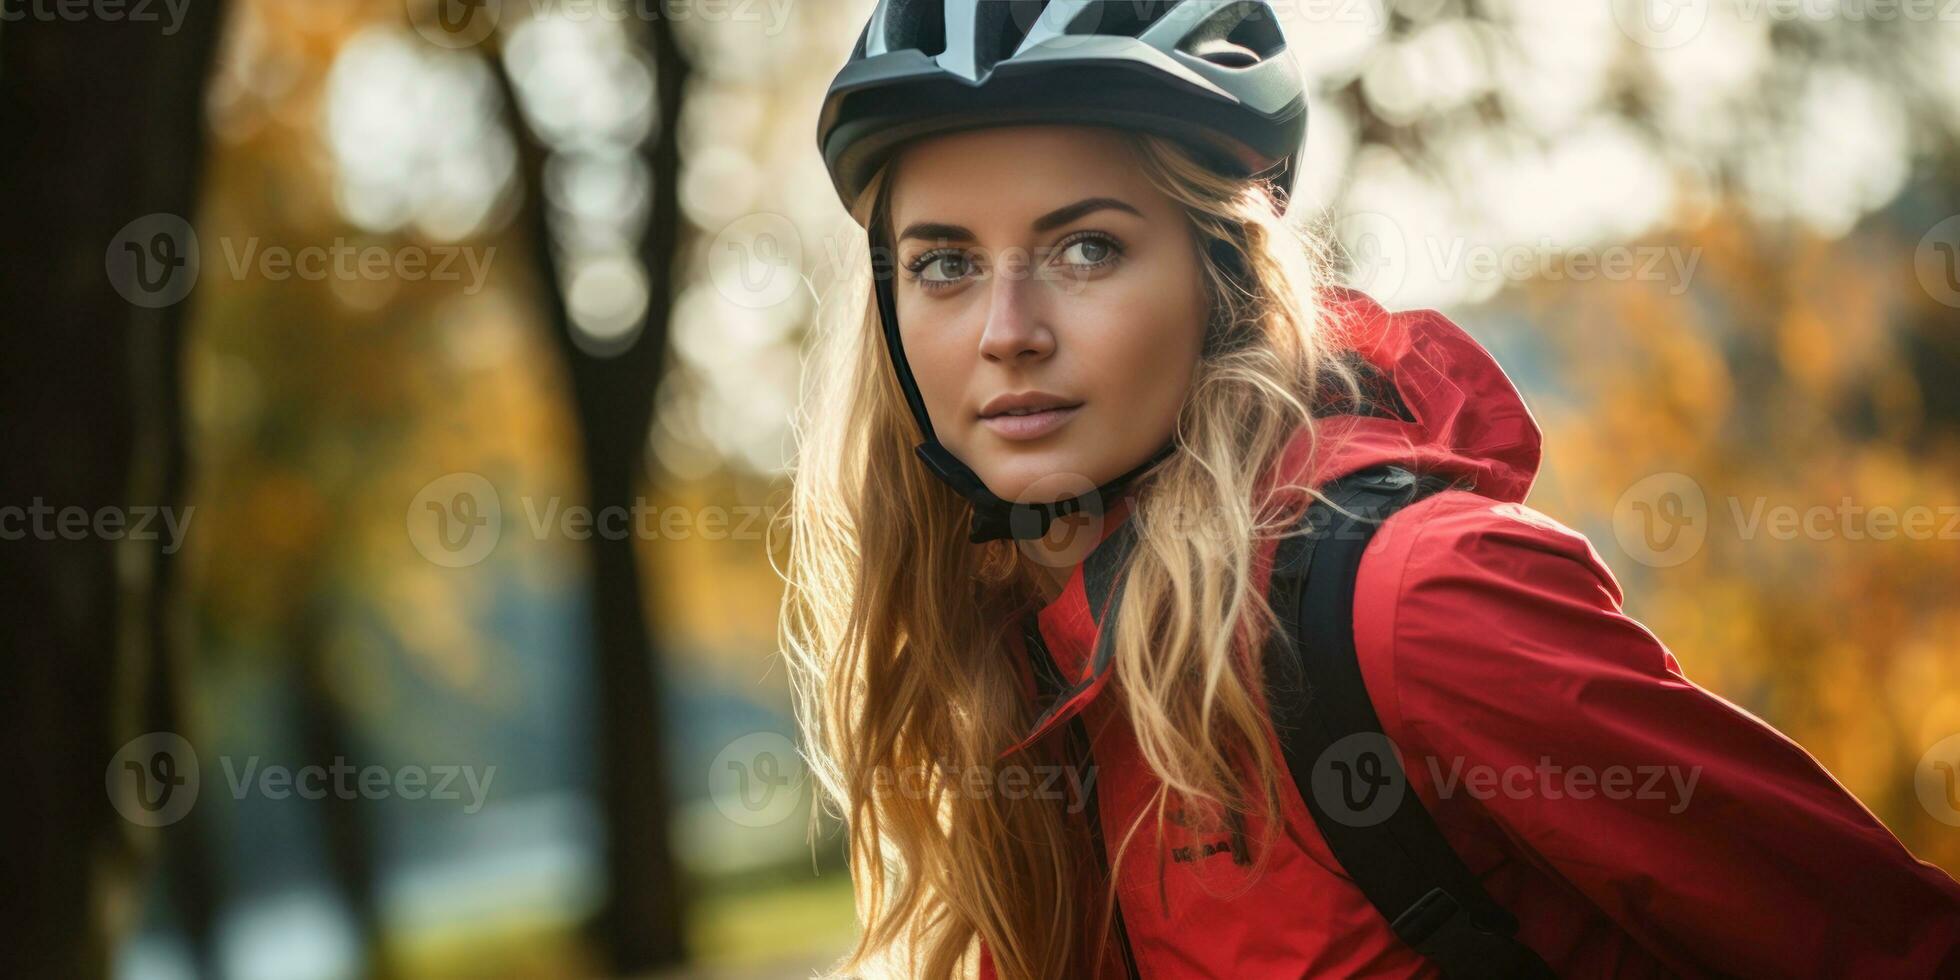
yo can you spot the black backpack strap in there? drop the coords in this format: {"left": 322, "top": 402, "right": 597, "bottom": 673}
{"left": 1264, "top": 466, "right": 1557, "bottom": 979}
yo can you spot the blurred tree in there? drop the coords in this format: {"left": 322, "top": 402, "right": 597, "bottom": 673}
{"left": 0, "top": 4, "right": 228, "bottom": 978}
{"left": 493, "top": 11, "right": 695, "bottom": 974}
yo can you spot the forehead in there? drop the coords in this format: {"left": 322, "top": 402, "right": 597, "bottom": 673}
{"left": 887, "top": 124, "right": 1171, "bottom": 230}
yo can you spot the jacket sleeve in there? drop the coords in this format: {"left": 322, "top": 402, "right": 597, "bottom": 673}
{"left": 1354, "top": 492, "right": 1960, "bottom": 978}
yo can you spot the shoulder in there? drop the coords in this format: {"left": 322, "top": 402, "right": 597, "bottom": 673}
{"left": 1361, "top": 489, "right": 1625, "bottom": 610}
{"left": 1349, "top": 489, "right": 1679, "bottom": 748}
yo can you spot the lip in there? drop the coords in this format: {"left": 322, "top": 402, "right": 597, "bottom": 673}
{"left": 979, "top": 390, "right": 1082, "bottom": 419}
{"left": 978, "top": 403, "right": 1083, "bottom": 441}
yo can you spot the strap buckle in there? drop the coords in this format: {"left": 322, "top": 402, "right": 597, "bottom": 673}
{"left": 1394, "top": 887, "right": 1542, "bottom": 978}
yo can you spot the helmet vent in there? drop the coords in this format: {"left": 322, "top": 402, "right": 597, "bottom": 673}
{"left": 1175, "top": 1, "right": 1285, "bottom": 64}
{"left": 1079, "top": 0, "right": 1181, "bottom": 38}
{"left": 973, "top": 0, "right": 1052, "bottom": 75}
{"left": 881, "top": 0, "right": 947, "bottom": 58}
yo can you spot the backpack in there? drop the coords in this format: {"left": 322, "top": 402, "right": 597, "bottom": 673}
{"left": 1031, "top": 464, "right": 1555, "bottom": 979}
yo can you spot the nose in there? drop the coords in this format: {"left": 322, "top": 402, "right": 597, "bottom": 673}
{"left": 976, "top": 249, "right": 1054, "bottom": 363}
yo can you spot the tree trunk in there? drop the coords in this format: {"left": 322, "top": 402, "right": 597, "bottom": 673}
{"left": 0, "top": 5, "right": 228, "bottom": 977}
{"left": 490, "top": 12, "right": 694, "bottom": 973}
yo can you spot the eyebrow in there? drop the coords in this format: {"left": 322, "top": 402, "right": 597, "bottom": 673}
{"left": 895, "top": 196, "right": 1144, "bottom": 244}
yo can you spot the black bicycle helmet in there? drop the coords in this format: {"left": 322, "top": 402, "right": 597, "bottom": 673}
{"left": 816, "top": 0, "right": 1309, "bottom": 543}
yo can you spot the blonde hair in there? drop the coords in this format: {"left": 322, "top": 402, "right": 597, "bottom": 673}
{"left": 779, "top": 129, "right": 1355, "bottom": 979}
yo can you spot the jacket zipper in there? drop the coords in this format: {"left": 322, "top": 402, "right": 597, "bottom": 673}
{"left": 1068, "top": 708, "right": 1143, "bottom": 980}
{"left": 1027, "top": 616, "right": 1142, "bottom": 979}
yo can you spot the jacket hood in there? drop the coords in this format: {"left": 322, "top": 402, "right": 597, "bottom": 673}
{"left": 998, "top": 287, "right": 1543, "bottom": 759}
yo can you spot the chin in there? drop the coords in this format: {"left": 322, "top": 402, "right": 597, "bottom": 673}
{"left": 974, "top": 449, "right": 1115, "bottom": 506}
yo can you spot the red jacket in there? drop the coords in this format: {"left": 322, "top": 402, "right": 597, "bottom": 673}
{"left": 977, "top": 289, "right": 1960, "bottom": 978}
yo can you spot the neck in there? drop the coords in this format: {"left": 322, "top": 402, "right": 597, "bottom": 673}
{"left": 1019, "top": 511, "right": 1106, "bottom": 604}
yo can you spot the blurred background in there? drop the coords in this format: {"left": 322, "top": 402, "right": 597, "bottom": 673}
{"left": 3, "top": 0, "right": 1958, "bottom": 978}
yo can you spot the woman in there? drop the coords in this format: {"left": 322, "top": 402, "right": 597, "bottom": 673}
{"left": 788, "top": 2, "right": 1960, "bottom": 977}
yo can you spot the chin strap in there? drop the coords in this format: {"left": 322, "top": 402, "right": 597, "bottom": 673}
{"left": 870, "top": 235, "right": 1175, "bottom": 544}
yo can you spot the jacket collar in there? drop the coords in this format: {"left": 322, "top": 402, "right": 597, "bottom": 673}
{"left": 997, "top": 499, "right": 1139, "bottom": 759}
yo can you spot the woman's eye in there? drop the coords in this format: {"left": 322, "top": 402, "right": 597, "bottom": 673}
{"left": 1055, "top": 234, "right": 1121, "bottom": 272}
{"left": 1062, "top": 238, "right": 1109, "bottom": 265}
{"left": 911, "top": 250, "right": 973, "bottom": 287}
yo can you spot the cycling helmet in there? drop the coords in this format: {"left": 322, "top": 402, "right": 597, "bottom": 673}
{"left": 816, "top": 0, "right": 1309, "bottom": 543}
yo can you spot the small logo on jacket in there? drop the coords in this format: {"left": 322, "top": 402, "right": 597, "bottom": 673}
{"left": 1165, "top": 804, "right": 1253, "bottom": 866}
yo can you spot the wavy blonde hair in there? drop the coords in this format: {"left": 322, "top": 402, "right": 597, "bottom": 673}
{"left": 779, "top": 129, "right": 1356, "bottom": 979}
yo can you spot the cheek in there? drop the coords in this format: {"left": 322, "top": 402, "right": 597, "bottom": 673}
{"left": 893, "top": 303, "right": 969, "bottom": 417}
{"left": 1083, "top": 265, "right": 1206, "bottom": 414}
